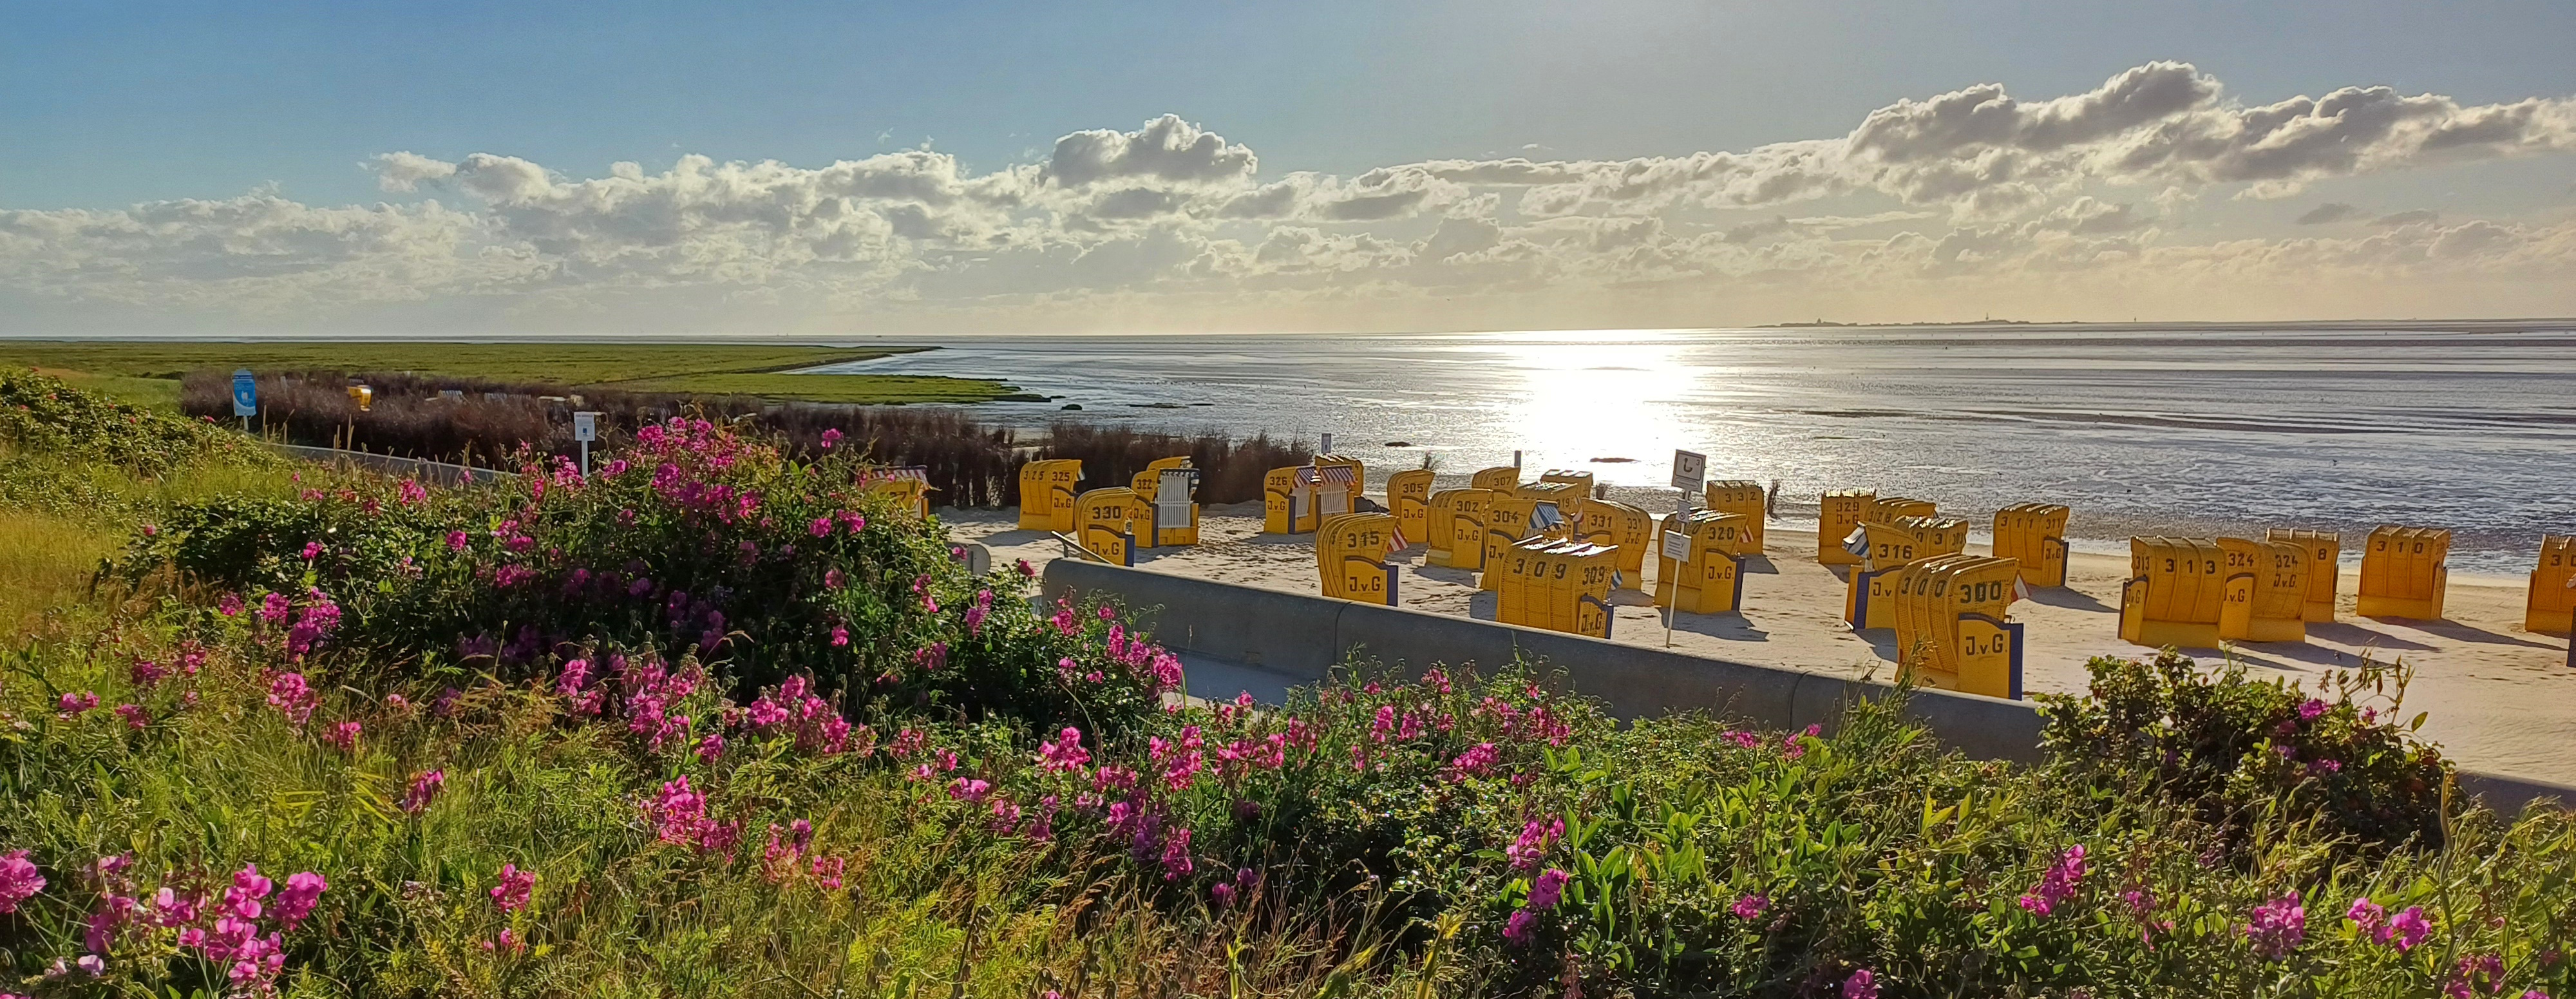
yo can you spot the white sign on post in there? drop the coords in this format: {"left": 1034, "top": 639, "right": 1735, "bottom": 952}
{"left": 572, "top": 412, "right": 601, "bottom": 478}
{"left": 1663, "top": 449, "right": 1709, "bottom": 647}
{"left": 1669, "top": 450, "right": 1707, "bottom": 491}
{"left": 1318, "top": 432, "right": 1334, "bottom": 455}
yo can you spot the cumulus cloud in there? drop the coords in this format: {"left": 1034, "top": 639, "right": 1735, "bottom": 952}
{"left": 4, "top": 66, "right": 2571, "bottom": 327}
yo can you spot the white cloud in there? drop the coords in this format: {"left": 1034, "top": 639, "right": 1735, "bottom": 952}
{"left": 4, "top": 66, "right": 2572, "bottom": 329}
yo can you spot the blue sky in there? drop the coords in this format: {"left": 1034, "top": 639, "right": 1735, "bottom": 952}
{"left": 3, "top": 1, "right": 2572, "bottom": 333}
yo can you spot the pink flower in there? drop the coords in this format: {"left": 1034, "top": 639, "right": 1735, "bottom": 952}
{"left": 949, "top": 778, "right": 992, "bottom": 804}
{"left": 1159, "top": 827, "right": 1194, "bottom": 881}
{"left": 1505, "top": 818, "right": 1564, "bottom": 871}
{"left": 301, "top": 541, "right": 323, "bottom": 560}
{"left": 1037, "top": 727, "right": 1091, "bottom": 772}
{"left": 820, "top": 428, "right": 842, "bottom": 449}
{"left": 445, "top": 530, "right": 469, "bottom": 552}
{"left": 267, "top": 672, "right": 319, "bottom": 726}
{"left": 831, "top": 625, "right": 849, "bottom": 647}
{"left": 0, "top": 850, "right": 45, "bottom": 913}
{"left": 1730, "top": 893, "right": 1770, "bottom": 920}
{"left": 489, "top": 864, "right": 535, "bottom": 913}
{"left": 57, "top": 691, "right": 100, "bottom": 716}
{"left": 2346, "top": 897, "right": 2385, "bottom": 936}
{"left": 2386, "top": 905, "right": 2430, "bottom": 952}
{"left": 2016, "top": 845, "right": 2088, "bottom": 917}
{"left": 323, "top": 721, "right": 361, "bottom": 752}
{"left": 275, "top": 872, "right": 326, "bottom": 929}
{"left": 2244, "top": 893, "right": 2307, "bottom": 960}
{"left": 1447, "top": 743, "right": 1501, "bottom": 780}
{"left": 1528, "top": 868, "right": 1569, "bottom": 910}
{"left": 399, "top": 769, "right": 444, "bottom": 814}
{"left": 218, "top": 592, "right": 245, "bottom": 616}
{"left": 810, "top": 516, "right": 833, "bottom": 537}
{"left": 2297, "top": 698, "right": 2327, "bottom": 720}
{"left": 1503, "top": 910, "right": 1537, "bottom": 946}
{"left": 1842, "top": 969, "right": 1880, "bottom": 999}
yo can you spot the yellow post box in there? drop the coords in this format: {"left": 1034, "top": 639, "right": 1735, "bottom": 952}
{"left": 1704, "top": 480, "right": 1767, "bottom": 550}
{"left": 1317, "top": 513, "right": 1399, "bottom": 605}
{"left": 1427, "top": 488, "right": 1495, "bottom": 569}
{"left": 1470, "top": 466, "right": 1522, "bottom": 495}
{"left": 1991, "top": 503, "right": 2071, "bottom": 589}
{"left": 2357, "top": 526, "right": 2450, "bottom": 620}
{"left": 1819, "top": 490, "right": 1876, "bottom": 566}
{"left": 2217, "top": 537, "right": 2309, "bottom": 642}
{"left": 2119, "top": 537, "right": 2226, "bottom": 648}
{"left": 2265, "top": 529, "right": 2342, "bottom": 623}
{"left": 1017, "top": 459, "right": 1083, "bottom": 532}
{"left": 1074, "top": 487, "right": 1143, "bottom": 567}
{"left": 2528, "top": 535, "right": 2575, "bottom": 636}
{"left": 1385, "top": 469, "right": 1435, "bottom": 548}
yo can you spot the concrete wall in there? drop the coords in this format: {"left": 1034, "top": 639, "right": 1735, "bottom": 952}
{"left": 1044, "top": 558, "right": 2575, "bottom": 815}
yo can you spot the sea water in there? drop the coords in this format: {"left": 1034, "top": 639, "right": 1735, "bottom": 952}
{"left": 812, "top": 323, "right": 2575, "bottom": 573}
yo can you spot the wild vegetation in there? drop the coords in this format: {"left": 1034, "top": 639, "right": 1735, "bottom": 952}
{"left": 1, "top": 369, "right": 2570, "bottom": 998}
{"left": 1, "top": 341, "right": 1028, "bottom": 412}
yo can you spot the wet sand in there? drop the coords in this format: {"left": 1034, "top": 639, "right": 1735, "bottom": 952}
{"left": 945, "top": 504, "right": 2575, "bottom": 784}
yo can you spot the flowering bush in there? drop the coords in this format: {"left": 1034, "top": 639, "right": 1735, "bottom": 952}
{"left": 2037, "top": 651, "right": 2451, "bottom": 854}
{"left": 127, "top": 416, "right": 1171, "bottom": 736}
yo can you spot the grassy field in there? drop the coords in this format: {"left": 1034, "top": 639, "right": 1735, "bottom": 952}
{"left": 0, "top": 340, "right": 1029, "bottom": 406}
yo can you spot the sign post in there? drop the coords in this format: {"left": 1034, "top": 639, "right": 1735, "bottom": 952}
{"left": 573, "top": 412, "right": 600, "bottom": 478}
{"left": 230, "top": 369, "right": 257, "bottom": 433}
{"left": 1665, "top": 450, "right": 1708, "bottom": 647}
{"left": 1318, "top": 432, "right": 1334, "bottom": 455}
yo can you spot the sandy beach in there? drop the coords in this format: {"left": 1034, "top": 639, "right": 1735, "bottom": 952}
{"left": 947, "top": 502, "right": 2575, "bottom": 784}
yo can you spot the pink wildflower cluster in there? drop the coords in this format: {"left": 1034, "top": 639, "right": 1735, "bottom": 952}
{"left": 646, "top": 776, "right": 739, "bottom": 855}
{"left": 0, "top": 850, "right": 43, "bottom": 913}
{"left": 615, "top": 654, "right": 705, "bottom": 752}
{"left": 398, "top": 769, "right": 444, "bottom": 814}
{"left": 75, "top": 862, "right": 327, "bottom": 991}
{"left": 2016, "top": 845, "right": 2088, "bottom": 917}
{"left": 1505, "top": 817, "right": 1564, "bottom": 871}
{"left": 740, "top": 674, "right": 860, "bottom": 755}
{"left": 281, "top": 590, "right": 341, "bottom": 659}
{"left": 2244, "top": 893, "right": 2307, "bottom": 960}
{"left": 1503, "top": 868, "right": 1572, "bottom": 947}
{"left": 2346, "top": 897, "right": 2432, "bottom": 953}
{"left": 489, "top": 864, "right": 535, "bottom": 913}
{"left": 265, "top": 672, "right": 319, "bottom": 727}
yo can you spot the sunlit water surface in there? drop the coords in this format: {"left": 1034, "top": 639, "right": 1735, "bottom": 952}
{"left": 813, "top": 325, "right": 2575, "bottom": 574}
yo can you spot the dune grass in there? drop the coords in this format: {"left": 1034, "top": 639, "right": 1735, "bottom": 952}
{"left": 609, "top": 372, "right": 1037, "bottom": 404}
